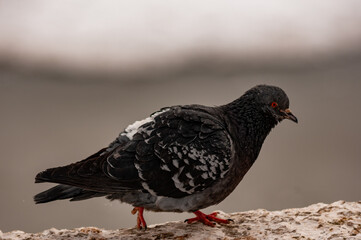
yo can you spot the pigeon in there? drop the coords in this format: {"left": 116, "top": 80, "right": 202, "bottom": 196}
{"left": 34, "top": 84, "right": 297, "bottom": 229}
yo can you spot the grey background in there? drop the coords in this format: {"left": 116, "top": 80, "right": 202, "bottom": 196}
{"left": 1, "top": 0, "right": 361, "bottom": 233}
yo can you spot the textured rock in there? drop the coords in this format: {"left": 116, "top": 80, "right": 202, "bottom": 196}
{"left": 1, "top": 201, "right": 360, "bottom": 240}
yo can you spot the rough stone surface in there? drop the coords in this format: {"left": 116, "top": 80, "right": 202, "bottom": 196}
{"left": 1, "top": 201, "right": 360, "bottom": 240}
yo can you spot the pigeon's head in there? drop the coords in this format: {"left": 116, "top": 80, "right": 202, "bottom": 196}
{"left": 245, "top": 85, "right": 298, "bottom": 123}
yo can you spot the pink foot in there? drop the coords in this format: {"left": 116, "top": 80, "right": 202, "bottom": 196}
{"left": 185, "top": 210, "right": 233, "bottom": 227}
{"left": 131, "top": 207, "right": 147, "bottom": 229}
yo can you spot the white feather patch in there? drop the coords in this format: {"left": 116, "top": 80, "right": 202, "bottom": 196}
{"left": 141, "top": 182, "right": 157, "bottom": 196}
{"left": 160, "top": 164, "right": 171, "bottom": 172}
{"left": 172, "top": 159, "right": 179, "bottom": 168}
{"left": 121, "top": 108, "right": 169, "bottom": 140}
{"left": 171, "top": 171, "right": 194, "bottom": 194}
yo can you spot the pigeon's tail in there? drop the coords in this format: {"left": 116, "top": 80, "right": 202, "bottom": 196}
{"left": 34, "top": 161, "right": 109, "bottom": 204}
{"left": 35, "top": 147, "right": 110, "bottom": 183}
{"left": 35, "top": 166, "right": 70, "bottom": 184}
{"left": 34, "top": 184, "right": 107, "bottom": 204}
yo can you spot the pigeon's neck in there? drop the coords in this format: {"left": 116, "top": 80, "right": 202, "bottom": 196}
{"left": 221, "top": 96, "right": 278, "bottom": 163}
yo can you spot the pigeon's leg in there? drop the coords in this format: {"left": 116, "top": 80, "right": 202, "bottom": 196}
{"left": 185, "top": 210, "right": 232, "bottom": 227}
{"left": 131, "top": 207, "right": 147, "bottom": 230}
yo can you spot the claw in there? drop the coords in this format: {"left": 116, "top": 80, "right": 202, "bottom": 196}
{"left": 185, "top": 210, "right": 232, "bottom": 227}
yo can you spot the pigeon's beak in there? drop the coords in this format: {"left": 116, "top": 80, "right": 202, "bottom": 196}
{"left": 281, "top": 109, "right": 298, "bottom": 123}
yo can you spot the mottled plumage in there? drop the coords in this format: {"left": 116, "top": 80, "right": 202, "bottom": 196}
{"left": 34, "top": 84, "right": 297, "bottom": 229}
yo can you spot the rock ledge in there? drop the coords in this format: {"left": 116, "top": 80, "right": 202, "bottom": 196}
{"left": 1, "top": 201, "right": 360, "bottom": 240}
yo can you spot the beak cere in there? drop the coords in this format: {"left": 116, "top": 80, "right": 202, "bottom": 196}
{"left": 282, "top": 109, "right": 298, "bottom": 123}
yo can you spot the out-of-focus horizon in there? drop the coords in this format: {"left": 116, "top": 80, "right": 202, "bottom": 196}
{"left": 1, "top": 0, "right": 361, "bottom": 233}
{"left": 1, "top": 1, "right": 361, "bottom": 79}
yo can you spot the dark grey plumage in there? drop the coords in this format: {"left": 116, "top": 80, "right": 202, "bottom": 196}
{"left": 34, "top": 84, "right": 297, "bottom": 226}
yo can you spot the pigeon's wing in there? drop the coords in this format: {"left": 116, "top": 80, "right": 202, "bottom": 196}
{"left": 105, "top": 106, "right": 232, "bottom": 198}
{"left": 36, "top": 106, "right": 232, "bottom": 197}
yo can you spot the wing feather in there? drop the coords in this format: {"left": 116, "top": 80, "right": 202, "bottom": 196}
{"left": 36, "top": 106, "right": 231, "bottom": 198}
{"left": 106, "top": 106, "right": 232, "bottom": 198}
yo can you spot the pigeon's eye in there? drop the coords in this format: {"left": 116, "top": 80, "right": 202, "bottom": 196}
{"left": 271, "top": 102, "right": 278, "bottom": 108}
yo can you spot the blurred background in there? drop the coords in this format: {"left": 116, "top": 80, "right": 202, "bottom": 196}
{"left": 1, "top": 0, "right": 361, "bottom": 233}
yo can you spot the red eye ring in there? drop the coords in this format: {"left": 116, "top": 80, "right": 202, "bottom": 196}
{"left": 271, "top": 102, "right": 278, "bottom": 108}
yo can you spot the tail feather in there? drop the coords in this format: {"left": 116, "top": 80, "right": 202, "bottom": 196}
{"left": 35, "top": 162, "right": 140, "bottom": 192}
{"left": 34, "top": 184, "right": 106, "bottom": 204}
{"left": 35, "top": 147, "right": 109, "bottom": 185}
{"left": 34, "top": 157, "right": 108, "bottom": 189}
{"left": 34, "top": 165, "right": 73, "bottom": 184}
{"left": 69, "top": 191, "right": 107, "bottom": 201}
{"left": 34, "top": 147, "right": 141, "bottom": 203}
